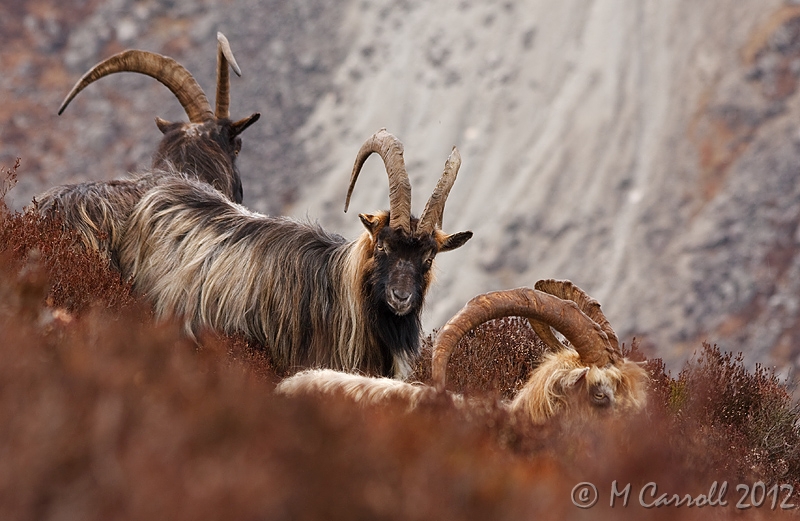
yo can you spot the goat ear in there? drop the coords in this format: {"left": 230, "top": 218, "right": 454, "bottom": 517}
{"left": 155, "top": 117, "right": 177, "bottom": 135}
{"left": 568, "top": 367, "right": 590, "bottom": 386}
{"left": 359, "top": 213, "right": 386, "bottom": 238}
{"left": 231, "top": 112, "right": 261, "bottom": 137}
{"left": 438, "top": 230, "right": 473, "bottom": 252}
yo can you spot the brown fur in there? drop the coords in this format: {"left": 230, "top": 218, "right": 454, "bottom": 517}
{"left": 276, "top": 349, "right": 648, "bottom": 424}
{"left": 509, "top": 349, "right": 648, "bottom": 423}
{"left": 118, "top": 176, "right": 466, "bottom": 377}
{"left": 34, "top": 168, "right": 181, "bottom": 269}
{"left": 35, "top": 37, "right": 258, "bottom": 268}
{"left": 33, "top": 114, "right": 256, "bottom": 268}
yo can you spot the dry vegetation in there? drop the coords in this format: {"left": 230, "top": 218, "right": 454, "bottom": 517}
{"left": 2, "top": 160, "right": 800, "bottom": 519}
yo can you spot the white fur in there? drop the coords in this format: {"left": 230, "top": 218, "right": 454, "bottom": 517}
{"left": 276, "top": 349, "right": 648, "bottom": 424}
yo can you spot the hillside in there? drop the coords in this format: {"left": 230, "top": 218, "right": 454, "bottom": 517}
{"left": 3, "top": 0, "right": 800, "bottom": 375}
{"left": 3, "top": 165, "right": 800, "bottom": 517}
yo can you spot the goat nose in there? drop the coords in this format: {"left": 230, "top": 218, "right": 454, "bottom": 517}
{"left": 392, "top": 289, "right": 411, "bottom": 302}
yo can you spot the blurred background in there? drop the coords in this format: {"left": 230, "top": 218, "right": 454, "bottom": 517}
{"left": 4, "top": 0, "right": 800, "bottom": 378}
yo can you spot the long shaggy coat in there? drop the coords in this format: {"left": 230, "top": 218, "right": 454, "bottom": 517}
{"left": 34, "top": 168, "right": 180, "bottom": 269}
{"left": 119, "top": 176, "right": 423, "bottom": 376}
{"left": 276, "top": 349, "right": 648, "bottom": 424}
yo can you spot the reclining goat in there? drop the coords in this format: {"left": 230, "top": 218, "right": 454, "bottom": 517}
{"left": 277, "top": 279, "right": 649, "bottom": 423}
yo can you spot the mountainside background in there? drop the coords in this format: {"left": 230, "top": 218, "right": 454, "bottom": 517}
{"left": 4, "top": 0, "right": 800, "bottom": 376}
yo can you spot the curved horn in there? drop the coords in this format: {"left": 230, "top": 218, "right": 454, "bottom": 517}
{"left": 58, "top": 50, "right": 213, "bottom": 123}
{"left": 533, "top": 279, "right": 620, "bottom": 352}
{"left": 417, "top": 146, "right": 461, "bottom": 234}
{"left": 431, "top": 286, "right": 617, "bottom": 392}
{"left": 344, "top": 129, "right": 412, "bottom": 234}
{"left": 215, "top": 32, "right": 242, "bottom": 119}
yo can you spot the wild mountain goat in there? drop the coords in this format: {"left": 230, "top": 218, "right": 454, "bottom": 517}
{"left": 276, "top": 279, "right": 649, "bottom": 423}
{"left": 35, "top": 33, "right": 259, "bottom": 266}
{"left": 118, "top": 129, "right": 473, "bottom": 377}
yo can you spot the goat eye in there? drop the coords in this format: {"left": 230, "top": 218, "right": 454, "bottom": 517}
{"left": 594, "top": 392, "right": 605, "bottom": 400}
{"left": 423, "top": 258, "right": 433, "bottom": 269}
{"left": 376, "top": 243, "right": 385, "bottom": 252}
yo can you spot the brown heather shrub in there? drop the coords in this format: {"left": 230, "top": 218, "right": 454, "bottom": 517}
{"left": 665, "top": 344, "right": 800, "bottom": 485}
{"left": 411, "top": 316, "right": 547, "bottom": 399}
{"left": 0, "top": 250, "right": 596, "bottom": 521}
{"left": 4, "top": 159, "right": 800, "bottom": 519}
{"left": 1, "top": 159, "right": 136, "bottom": 314}
{"left": 1, "top": 157, "right": 19, "bottom": 200}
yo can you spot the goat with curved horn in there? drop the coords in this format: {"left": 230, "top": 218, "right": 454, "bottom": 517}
{"left": 277, "top": 280, "right": 648, "bottom": 424}
{"left": 36, "top": 33, "right": 259, "bottom": 268}
{"left": 431, "top": 282, "right": 620, "bottom": 392}
{"left": 56, "top": 32, "right": 258, "bottom": 203}
{"left": 343, "top": 129, "right": 473, "bottom": 318}
{"left": 431, "top": 279, "right": 647, "bottom": 420}
{"left": 345, "top": 129, "right": 473, "bottom": 263}
{"left": 118, "top": 129, "right": 472, "bottom": 377}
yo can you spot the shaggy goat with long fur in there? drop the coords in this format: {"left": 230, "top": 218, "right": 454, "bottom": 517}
{"left": 35, "top": 33, "right": 259, "bottom": 266}
{"left": 277, "top": 280, "right": 648, "bottom": 423}
{"left": 118, "top": 129, "right": 473, "bottom": 377}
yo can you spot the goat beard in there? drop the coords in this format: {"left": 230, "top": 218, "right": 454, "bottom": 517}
{"left": 362, "top": 274, "right": 423, "bottom": 374}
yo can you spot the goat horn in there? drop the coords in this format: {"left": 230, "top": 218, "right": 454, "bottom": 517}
{"left": 417, "top": 146, "right": 461, "bottom": 235}
{"left": 215, "top": 32, "right": 242, "bottom": 119}
{"left": 533, "top": 279, "right": 620, "bottom": 352}
{"left": 344, "top": 129, "right": 412, "bottom": 234}
{"left": 58, "top": 50, "right": 213, "bottom": 123}
{"left": 431, "top": 286, "right": 617, "bottom": 392}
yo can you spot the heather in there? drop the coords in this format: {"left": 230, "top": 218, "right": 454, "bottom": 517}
{"left": 2, "top": 160, "right": 799, "bottom": 519}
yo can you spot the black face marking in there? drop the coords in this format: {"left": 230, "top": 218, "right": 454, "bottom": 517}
{"left": 369, "top": 225, "right": 438, "bottom": 317}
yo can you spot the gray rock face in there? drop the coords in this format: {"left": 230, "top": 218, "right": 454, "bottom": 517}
{"left": 292, "top": 0, "right": 800, "bottom": 373}
{"left": 5, "top": 0, "right": 800, "bottom": 373}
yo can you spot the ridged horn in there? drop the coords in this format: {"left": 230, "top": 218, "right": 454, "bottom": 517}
{"left": 215, "top": 32, "right": 242, "bottom": 119}
{"left": 533, "top": 279, "right": 620, "bottom": 352}
{"left": 58, "top": 50, "right": 213, "bottom": 123}
{"left": 417, "top": 146, "right": 461, "bottom": 234}
{"left": 344, "top": 129, "right": 412, "bottom": 234}
{"left": 431, "top": 286, "right": 617, "bottom": 392}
